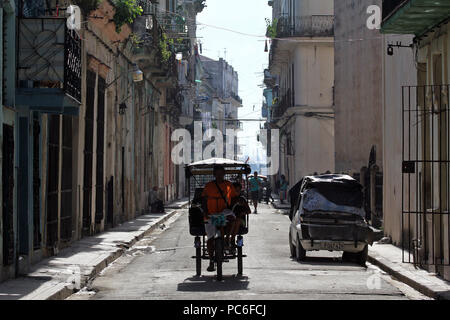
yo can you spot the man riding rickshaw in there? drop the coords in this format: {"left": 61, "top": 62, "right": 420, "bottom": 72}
{"left": 186, "top": 158, "right": 251, "bottom": 281}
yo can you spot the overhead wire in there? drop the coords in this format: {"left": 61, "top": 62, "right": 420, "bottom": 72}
{"left": 141, "top": 4, "right": 386, "bottom": 45}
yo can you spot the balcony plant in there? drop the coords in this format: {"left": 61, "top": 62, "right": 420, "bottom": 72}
{"left": 129, "top": 32, "right": 143, "bottom": 49}
{"left": 265, "top": 18, "right": 278, "bottom": 38}
{"left": 159, "top": 32, "right": 174, "bottom": 63}
{"left": 112, "top": 0, "right": 143, "bottom": 33}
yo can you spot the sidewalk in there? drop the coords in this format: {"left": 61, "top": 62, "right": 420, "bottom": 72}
{"left": 165, "top": 197, "right": 189, "bottom": 209}
{"left": 271, "top": 197, "right": 291, "bottom": 210}
{"left": 368, "top": 243, "right": 450, "bottom": 300}
{"left": 0, "top": 199, "right": 188, "bottom": 300}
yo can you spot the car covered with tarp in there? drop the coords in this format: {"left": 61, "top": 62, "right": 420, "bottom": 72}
{"left": 289, "top": 174, "right": 379, "bottom": 266}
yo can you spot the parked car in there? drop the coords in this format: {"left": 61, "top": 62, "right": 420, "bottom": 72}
{"left": 289, "top": 174, "right": 377, "bottom": 266}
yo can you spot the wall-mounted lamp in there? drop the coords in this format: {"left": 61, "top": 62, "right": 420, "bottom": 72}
{"left": 131, "top": 63, "right": 144, "bottom": 82}
{"left": 119, "top": 102, "right": 127, "bottom": 115}
{"left": 386, "top": 42, "right": 413, "bottom": 56}
{"left": 387, "top": 45, "right": 394, "bottom": 56}
{"left": 106, "top": 63, "right": 144, "bottom": 89}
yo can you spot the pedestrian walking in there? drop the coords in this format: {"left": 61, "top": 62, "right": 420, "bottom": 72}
{"left": 263, "top": 179, "right": 274, "bottom": 204}
{"left": 249, "top": 171, "right": 261, "bottom": 214}
{"left": 279, "top": 175, "right": 288, "bottom": 204}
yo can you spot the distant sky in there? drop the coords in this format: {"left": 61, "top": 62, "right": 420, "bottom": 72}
{"left": 197, "top": 0, "right": 271, "bottom": 167}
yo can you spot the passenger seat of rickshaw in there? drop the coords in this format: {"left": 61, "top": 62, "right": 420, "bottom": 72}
{"left": 189, "top": 187, "right": 206, "bottom": 236}
{"left": 192, "top": 187, "right": 204, "bottom": 205}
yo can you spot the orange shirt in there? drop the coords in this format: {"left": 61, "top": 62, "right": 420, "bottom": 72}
{"left": 202, "top": 180, "right": 238, "bottom": 216}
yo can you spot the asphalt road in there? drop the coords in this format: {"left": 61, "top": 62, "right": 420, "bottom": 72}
{"left": 71, "top": 203, "right": 428, "bottom": 300}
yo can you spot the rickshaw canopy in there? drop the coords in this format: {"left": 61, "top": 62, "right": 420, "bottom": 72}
{"left": 188, "top": 157, "right": 247, "bottom": 168}
{"left": 186, "top": 158, "right": 251, "bottom": 177}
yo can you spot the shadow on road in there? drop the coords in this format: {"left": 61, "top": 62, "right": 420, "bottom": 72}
{"left": 177, "top": 275, "right": 250, "bottom": 292}
{"left": 291, "top": 256, "right": 361, "bottom": 268}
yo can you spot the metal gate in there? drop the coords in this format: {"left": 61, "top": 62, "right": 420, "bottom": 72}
{"left": 2, "top": 125, "right": 14, "bottom": 265}
{"left": 402, "top": 85, "right": 450, "bottom": 266}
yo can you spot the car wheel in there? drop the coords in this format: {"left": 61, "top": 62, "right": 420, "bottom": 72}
{"left": 296, "top": 235, "right": 306, "bottom": 261}
{"left": 356, "top": 244, "right": 368, "bottom": 267}
{"left": 289, "top": 232, "right": 296, "bottom": 258}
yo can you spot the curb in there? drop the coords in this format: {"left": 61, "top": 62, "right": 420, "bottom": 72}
{"left": 271, "top": 203, "right": 291, "bottom": 210}
{"left": 53, "top": 209, "right": 182, "bottom": 300}
{"left": 367, "top": 252, "right": 450, "bottom": 300}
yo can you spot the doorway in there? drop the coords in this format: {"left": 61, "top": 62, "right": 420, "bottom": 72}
{"left": 2, "top": 124, "right": 15, "bottom": 265}
{"left": 83, "top": 71, "right": 96, "bottom": 234}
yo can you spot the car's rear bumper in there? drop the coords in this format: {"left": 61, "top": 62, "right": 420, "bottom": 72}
{"left": 299, "top": 221, "right": 370, "bottom": 243}
{"left": 300, "top": 240, "right": 367, "bottom": 253}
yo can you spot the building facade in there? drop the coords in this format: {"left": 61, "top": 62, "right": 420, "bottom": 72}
{"left": 0, "top": 0, "right": 204, "bottom": 283}
{"left": 334, "top": 0, "right": 383, "bottom": 174}
{"left": 381, "top": 0, "right": 450, "bottom": 280}
{"left": 264, "top": 0, "right": 335, "bottom": 188}
{"left": 198, "top": 56, "right": 242, "bottom": 160}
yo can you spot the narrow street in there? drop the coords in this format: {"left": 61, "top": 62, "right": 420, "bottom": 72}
{"left": 2, "top": 0, "right": 450, "bottom": 304}
{"left": 71, "top": 204, "right": 426, "bottom": 300}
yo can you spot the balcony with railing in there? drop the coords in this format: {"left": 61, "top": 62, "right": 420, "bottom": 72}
{"left": 264, "top": 69, "right": 276, "bottom": 87}
{"left": 272, "top": 89, "right": 292, "bottom": 120}
{"left": 277, "top": 15, "right": 334, "bottom": 38}
{"left": 226, "top": 119, "right": 243, "bottom": 130}
{"left": 230, "top": 92, "right": 243, "bottom": 105}
{"left": 381, "top": 0, "right": 450, "bottom": 36}
{"left": 135, "top": 1, "right": 191, "bottom": 76}
{"left": 16, "top": 15, "right": 81, "bottom": 112}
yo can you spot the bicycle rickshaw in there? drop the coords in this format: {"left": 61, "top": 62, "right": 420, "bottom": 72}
{"left": 185, "top": 158, "right": 252, "bottom": 281}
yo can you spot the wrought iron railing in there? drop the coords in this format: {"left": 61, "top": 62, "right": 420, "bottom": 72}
{"left": 264, "top": 69, "right": 276, "bottom": 87}
{"left": 225, "top": 119, "right": 242, "bottom": 129}
{"left": 138, "top": 0, "right": 158, "bottom": 15}
{"left": 155, "top": 10, "right": 188, "bottom": 36}
{"left": 20, "top": 0, "right": 69, "bottom": 18}
{"left": 64, "top": 28, "right": 82, "bottom": 102}
{"left": 272, "top": 89, "right": 292, "bottom": 119}
{"left": 231, "top": 92, "right": 243, "bottom": 104}
{"left": 17, "top": 18, "right": 82, "bottom": 102}
{"left": 277, "top": 15, "right": 334, "bottom": 38}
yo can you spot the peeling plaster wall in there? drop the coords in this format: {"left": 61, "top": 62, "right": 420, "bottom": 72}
{"left": 334, "top": 0, "right": 383, "bottom": 174}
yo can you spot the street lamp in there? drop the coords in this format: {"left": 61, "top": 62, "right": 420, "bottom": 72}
{"left": 106, "top": 63, "right": 144, "bottom": 89}
{"left": 132, "top": 64, "right": 144, "bottom": 82}
{"left": 108, "top": 63, "right": 144, "bottom": 116}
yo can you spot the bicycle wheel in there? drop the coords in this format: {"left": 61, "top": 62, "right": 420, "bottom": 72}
{"left": 215, "top": 237, "right": 223, "bottom": 281}
{"left": 237, "top": 236, "right": 243, "bottom": 275}
{"left": 195, "top": 236, "right": 201, "bottom": 276}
